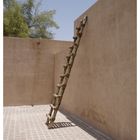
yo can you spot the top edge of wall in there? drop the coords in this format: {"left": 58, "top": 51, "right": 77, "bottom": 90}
{"left": 3, "top": 36, "right": 72, "bottom": 44}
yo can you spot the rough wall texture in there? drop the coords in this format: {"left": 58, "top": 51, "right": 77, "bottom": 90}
{"left": 4, "top": 37, "right": 72, "bottom": 106}
{"left": 4, "top": 0, "right": 136, "bottom": 139}
{"left": 55, "top": 0, "right": 136, "bottom": 140}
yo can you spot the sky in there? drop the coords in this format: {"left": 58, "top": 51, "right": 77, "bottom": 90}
{"left": 17, "top": 0, "right": 97, "bottom": 41}
{"left": 39, "top": 0, "right": 97, "bottom": 41}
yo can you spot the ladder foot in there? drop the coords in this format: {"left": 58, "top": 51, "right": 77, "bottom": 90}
{"left": 46, "top": 120, "right": 49, "bottom": 125}
{"left": 46, "top": 114, "right": 51, "bottom": 125}
{"left": 47, "top": 122, "right": 54, "bottom": 129}
{"left": 46, "top": 114, "right": 55, "bottom": 127}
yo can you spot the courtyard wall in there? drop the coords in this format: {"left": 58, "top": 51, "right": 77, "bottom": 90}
{"left": 4, "top": 37, "right": 72, "bottom": 106}
{"left": 55, "top": 0, "right": 136, "bottom": 140}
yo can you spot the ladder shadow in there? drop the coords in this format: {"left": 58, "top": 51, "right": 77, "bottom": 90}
{"left": 49, "top": 122, "right": 76, "bottom": 129}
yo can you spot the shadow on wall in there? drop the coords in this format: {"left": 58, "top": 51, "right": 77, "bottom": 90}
{"left": 59, "top": 108, "right": 112, "bottom": 140}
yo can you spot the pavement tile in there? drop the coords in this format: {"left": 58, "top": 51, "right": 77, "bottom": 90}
{"left": 3, "top": 105, "right": 107, "bottom": 140}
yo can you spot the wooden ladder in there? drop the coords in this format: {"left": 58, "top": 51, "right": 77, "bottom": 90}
{"left": 46, "top": 16, "right": 88, "bottom": 128}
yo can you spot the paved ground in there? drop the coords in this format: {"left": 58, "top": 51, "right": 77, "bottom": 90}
{"left": 3, "top": 105, "right": 110, "bottom": 140}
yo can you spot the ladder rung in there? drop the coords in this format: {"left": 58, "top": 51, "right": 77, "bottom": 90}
{"left": 81, "top": 22, "right": 86, "bottom": 27}
{"left": 76, "top": 27, "right": 81, "bottom": 31}
{"left": 77, "top": 32, "right": 82, "bottom": 37}
{"left": 63, "top": 65, "right": 67, "bottom": 70}
{"left": 60, "top": 73, "right": 69, "bottom": 78}
{"left": 81, "top": 20, "right": 86, "bottom": 27}
{"left": 74, "top": 43, "right": 78, "bottom": 47}
{"left": 69, "top": 46, "right": 74, "bottom": 49}
{"left": 63, "top": 63, "right": 72, "bottom": 68}
{"left": 83, "top": 16, "right": 88, "bottom": 25}
{"left": 66, "top": 53, "right": 75, "bottom": 59}
{"left": 50, "top": 104, "right": 57, "bottom": 109}
{"left": 80, "top": 19, "right": 86, "bottom": 26}
{"left": 66, "top": 56, "right": 70, "bottom": 60}
{"left": 53, "top": 94, "right": 62, "bottom": 98}
{"left": 80, "top": 19, "right": 83, "bottom": 25}
{"left": 57, "top": 83, "right": 66, "bottom": 88}
{"left": 63, "top": 65, "right": 67, "bottom": 69}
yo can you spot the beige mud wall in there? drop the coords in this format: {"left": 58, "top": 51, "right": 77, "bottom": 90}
{"left": 55, "top": 0, "right": 136, "bottom": 140}
{"left": 4, "top": 37, "right": 72, "bottom": 106}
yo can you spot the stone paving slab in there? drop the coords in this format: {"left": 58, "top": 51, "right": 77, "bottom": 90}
{"left": 3, "top": 105, "right": 110, "bottom": 140}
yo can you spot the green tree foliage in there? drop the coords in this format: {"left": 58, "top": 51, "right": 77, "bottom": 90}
{"left": 4, "top": 0, "right": 28, "bottom": 37}
{"left": 29, "top": 10, "right": 59, "bottom": 38}
{"left": 21, "top": 0, "right": 59, "bottom": 38}
{"left": 21, "top": 0, "right": 34, "bottom": 28}
{"left": 4, "top": 0, "right": 59, "bottom": 39}
{"left": 4, "top": 0, "right": 15, "bottom": 9}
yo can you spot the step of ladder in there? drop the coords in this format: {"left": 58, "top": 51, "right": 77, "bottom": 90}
{"left": 46, "top": 16, "right": 88, "bottom": 128}
{"left": 69, "top": 45, "right": 74, "bottom": 50}
{"left": 63, "top": 63, "right": 72, "bottom": 68}
{"left": 50, "top": 104, "right": 58, "bottom": 110}
{"left": 60, "top": 73, "right": 70, "bottom": 78}
{"left": 53, "top": 94, "right": 62, "bottom": 98}
{"left": 57, "top": 82, "right": 66, "bottom": 88}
